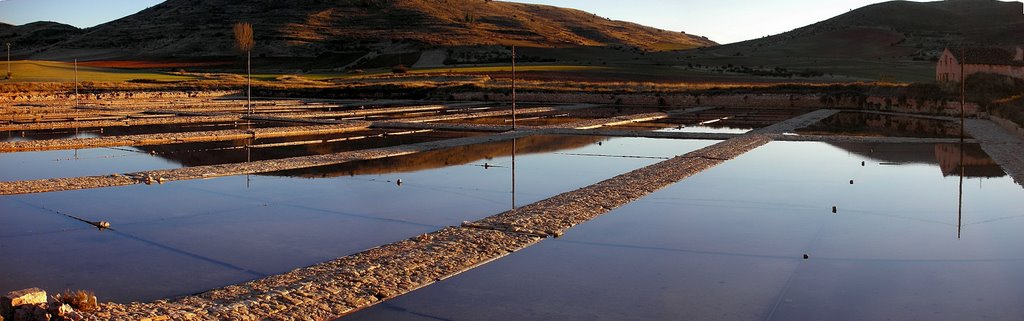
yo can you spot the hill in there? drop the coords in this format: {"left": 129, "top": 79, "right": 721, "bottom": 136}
{"left": 27, "top": 0, "right": 715, "bottom": 60}
{"left": 0, "top": 22, "right": 82, "bottom": 55}
{"left": 676, "top": 0, "right": 1024, "bottom": 82}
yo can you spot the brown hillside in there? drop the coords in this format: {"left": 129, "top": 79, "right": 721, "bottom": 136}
{"left": 38, "top": 0, "right": 715, "bottom": 59}
{"left": 700, "top": 0, "right": 1024, "bottom": 60}
{"left": 0, "top": 22, "right": 82, "bottom": 55}
{"left": 677, "top": 0, "right": 1024, "bottom": 82}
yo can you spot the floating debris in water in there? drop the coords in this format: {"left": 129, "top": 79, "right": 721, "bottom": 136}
{"left": 849, "top": 180, "right": 854, "bottom": 185}
{"left": 803, "top": 254, "right": 809, "bottom": 260}
{"left": 832, "top": 206, "right": 838, "bottom": 213}
{"left": 396, "top": 179, "right": 403, "bottom": 186}
{"left": 861, "top": 161, "right": 865, "bottom": 166}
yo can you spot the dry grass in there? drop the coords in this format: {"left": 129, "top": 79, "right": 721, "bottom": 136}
{"left": 56, "top": 289, "right": 98, "bottom": 312}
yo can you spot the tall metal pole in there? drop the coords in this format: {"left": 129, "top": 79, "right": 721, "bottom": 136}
{"left": 247, "top": 50, "right": 252, "bottom": 115}
{"left": 511, "top": 45, "right": 516, "bottom": 130}
{"left": 5, "top": 43, "right": 10, "bottom": 78}
{"left": 957, "top": 47, "right": 966, "bottom": 239}
{"left": 74, "top": 59, "right": 79, "bottom": 107}
{"left": 960, "top": 47, "right": 965, "bottom": 144}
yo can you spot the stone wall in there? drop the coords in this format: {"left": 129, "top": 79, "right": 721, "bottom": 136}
{"left": 0, "top": 90, "right": 238, "bottom": 105}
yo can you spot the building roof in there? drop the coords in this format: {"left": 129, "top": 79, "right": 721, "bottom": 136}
{"left": 948, "top": 47, "right": 1024, "bottom": 66}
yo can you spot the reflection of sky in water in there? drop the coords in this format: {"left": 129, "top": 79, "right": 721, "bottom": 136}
{"left": 344, "top": 141, "right": 1024, "bottom": 321}
{"left": 0, "top": 130, "right": 463, "bottom": 181}
{"left": 0, "top": 146, "right": 182, "bottom": 181}
{"left": 653, "top": 125, "right": 751, "bottom": 134}
{"left": 0, "top": 137, "right": 716, "bottom": 302}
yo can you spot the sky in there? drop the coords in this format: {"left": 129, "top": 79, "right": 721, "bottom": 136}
{"left": 0, "top": 0, "right": 907, "bottom": 44}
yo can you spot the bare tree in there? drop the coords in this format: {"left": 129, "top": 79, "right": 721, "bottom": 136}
{"left": 233, "top": 22, "right": 254, "bottom": 114}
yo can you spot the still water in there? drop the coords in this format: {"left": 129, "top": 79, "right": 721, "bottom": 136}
{"left": 344, "top": 141, "right": 1023, "bottom": 321}
{"left": 0, "top": 136, "right": 716, "bottom": 302}
{"left": 0, "top": 130, "right": 478, "bottom": 181}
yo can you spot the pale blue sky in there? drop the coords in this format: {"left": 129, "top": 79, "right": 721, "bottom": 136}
{"left": 0, "top": 0, "right": 914, "bottom": 44}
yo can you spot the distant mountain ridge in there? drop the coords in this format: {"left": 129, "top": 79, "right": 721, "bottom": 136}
{"left": 6, "top": 0, "right": 716, "bottom": 59}
{"left": 702, "top": 0, "right": 1024, "bottom": 60}
{"left": 0, "top": 21, "right": 81, "bottom": 54}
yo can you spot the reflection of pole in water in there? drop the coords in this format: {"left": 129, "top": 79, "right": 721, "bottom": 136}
{"left": 246, "top": 138, "right": 252, "bottom": 189}
{"left": 958, "top": 141, "right": 964, "bottom": 239}
{"left": 512, "top": 138, "right": 517, "bottom": 211}
{"left": 957, "top": 46, "right": 965, "bottom": 239}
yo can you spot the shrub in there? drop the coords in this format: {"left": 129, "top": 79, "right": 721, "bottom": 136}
{"left": 56, "top": 290, "right": 98, "bottom": 312}
{"left": 391, "top": 64, "right": 409, "bottom": 74}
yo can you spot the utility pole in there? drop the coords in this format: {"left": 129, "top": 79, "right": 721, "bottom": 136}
{"left": 5, "top": 42, "right": 10, "bottom": 79}
{"left": 959, "top": 47, "right": 965, "bottom": 144}
{"left": 247, "top": 49, "right": 252, "bottom": 114}
{"left": 511, "top": 45, "right": 516, "bottom": 130}
{"left": 74, "top": 59, "right": 79, "bottom": 107}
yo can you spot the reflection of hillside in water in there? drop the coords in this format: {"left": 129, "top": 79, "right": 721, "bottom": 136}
{"left": 829, "top": 143, "right": 1004, "bottom": 178}
{"left": 134, "top": 131, "right": 477, "bottom": 167}
{"left": 273, "top": 135, "right": 607, "bottom": 178}
{"left": 801, "top": 113, "right": 964, "bottom": 138}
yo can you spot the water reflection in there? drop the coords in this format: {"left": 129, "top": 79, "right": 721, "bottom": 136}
{"left": 1, "top": 136, "right": 716, "bottom": 302}
{"left": 799, "top": 112, "right": 964, "bottom": 138}
{"left": 341, "top": 141, "right": 1024, "bottom": 321}
{"left": 829, "top": 143, "right": 1004, "bottom": 178}
{"left": 272, "top": 135, "right": 604, "bottom": 178}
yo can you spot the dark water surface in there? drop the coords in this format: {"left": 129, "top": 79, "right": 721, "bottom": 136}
{"left": 0, "top": 130, "right": 480, "bottom": 181}
{"left": 343, "top": 141, "right": 1023, "bottom": 321}
{"left": 0, "top": 136, "right": 716, "bottom": 302}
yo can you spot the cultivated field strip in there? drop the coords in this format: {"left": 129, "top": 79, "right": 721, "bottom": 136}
{"left": 966, "top": 119, "right": 1024, "bottom": 186}
{"left": 0, "top": 122, "right": 372, "bottom": 152}
{"left": 76, "top": 110, "right": 834, "bottom": 321}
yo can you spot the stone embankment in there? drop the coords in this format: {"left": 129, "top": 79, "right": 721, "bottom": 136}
{"left": 0, "top": 123, "right": 371, "bottom": 152}
{"left": 69, "top": 110, "right": 836, "bottom": 321}
{"left": 965, "top": 119, "right": 1024, "bottom": 186}
{"left": 0, "top": 115, "right": 244, "bottom": 131}
{"left": 450, "top": 92, "right": 979, "bottom": 117}
{"left": 0, "top": 91, "right": 239, "bottom": 104}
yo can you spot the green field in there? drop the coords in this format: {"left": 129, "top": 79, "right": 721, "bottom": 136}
{"left": 1, "top": 61, "right": 196, "bottom": 82}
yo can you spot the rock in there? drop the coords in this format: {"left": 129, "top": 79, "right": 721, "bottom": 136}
{"left": 2, "top": 288, "right": 47, "bottom": 320}
{"left": 46, "top": 303, "right": 71, "bottom": 317}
